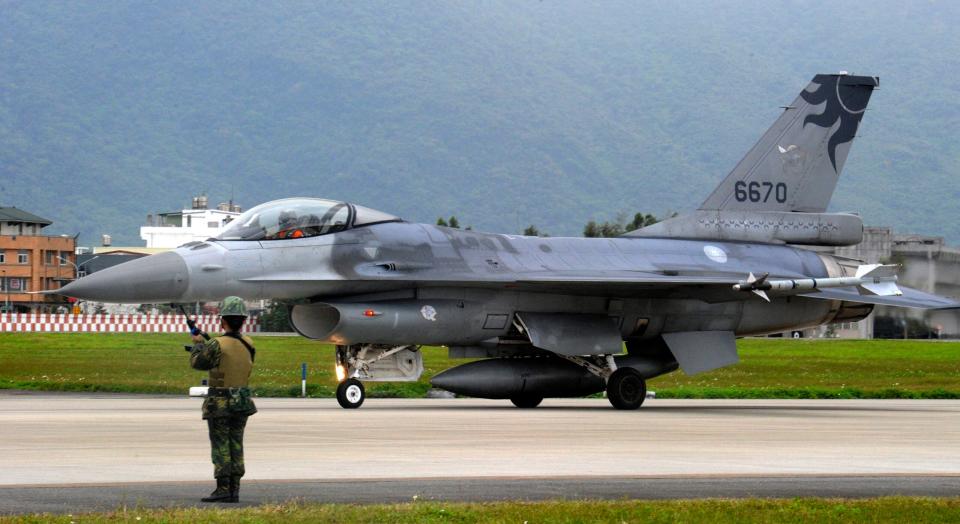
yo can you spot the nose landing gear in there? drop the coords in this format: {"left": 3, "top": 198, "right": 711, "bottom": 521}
{"left": 336, "top": 378, "right": 365, "bottom": 409}
{"left": 334, "top": 343, "right": 423, "bottom": 409}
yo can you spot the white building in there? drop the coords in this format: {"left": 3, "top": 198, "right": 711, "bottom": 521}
{"left": 140, "top": 196, "right": 242, "bottom": 249}
{"left": 833, "top": 227, "right": 960, "bottom": 338}
{"left": 776, "top": 226, "right": 960, "bottom": 339}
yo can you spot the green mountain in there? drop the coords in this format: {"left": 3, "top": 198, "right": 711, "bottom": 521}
{"left": 2, "top": 1, "right": 959, "bottom": 245}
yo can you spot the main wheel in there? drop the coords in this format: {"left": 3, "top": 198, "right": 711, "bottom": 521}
{"left": 336, "top": 378, "right": 365, "bottom": 409}
{"left": 510, "top": 395, "right": 543, "bottom": 408}
{"left": 606, "top": 368, "right": 646, "bottom": 410}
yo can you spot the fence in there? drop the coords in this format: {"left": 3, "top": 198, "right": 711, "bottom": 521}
{"left": 0, "top": 313, "right": 261, "bottom": 333}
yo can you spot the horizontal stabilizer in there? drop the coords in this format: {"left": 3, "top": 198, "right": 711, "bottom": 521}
{"left": 800, "top": 286, "right": 960, "bottom": 310}
{"left": 662, "top": 331, "right": 738, "bottom": 375}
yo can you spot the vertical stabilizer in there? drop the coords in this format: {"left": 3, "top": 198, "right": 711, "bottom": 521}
{"left": 699, "top": 73, "right": 878, "bottom": 213}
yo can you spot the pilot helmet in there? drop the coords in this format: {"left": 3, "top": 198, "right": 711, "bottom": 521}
{"left": 219, "top": 296, "right": 248, "bottom": 318}
{"left": 279, "top": 210, "right": 298, "bottom": 224}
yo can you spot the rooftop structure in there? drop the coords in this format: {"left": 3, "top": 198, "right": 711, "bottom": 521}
{"left": 0, "top": 207, "right": 53, "bottom": 236}
{"left": 140, "top": 196, "right": 243, "bottom": 249}
{"left": 0, "top": 207, "right": 74, "bottom": 312}
{"left": 830, "top": 227, "right": 960, "bottom": 338}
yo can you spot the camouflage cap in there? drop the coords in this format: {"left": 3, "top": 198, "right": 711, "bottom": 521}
{"left": 219, "top": 296, "right": 248, "bottom": 317}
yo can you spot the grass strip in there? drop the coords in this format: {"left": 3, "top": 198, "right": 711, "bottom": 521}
{"left": 0, "top": 334, "right": 958, "bottom": 399}
{"left": 3, "top": 498, "right": 960, "bottom": 524}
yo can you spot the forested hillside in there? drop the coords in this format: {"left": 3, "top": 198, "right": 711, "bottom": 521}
{"left": 2, "top": 1, "right": 958, "bottom": 244}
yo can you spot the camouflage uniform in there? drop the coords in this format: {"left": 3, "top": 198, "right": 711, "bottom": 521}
{"left": 190, "top": 297, "right": 256, "bottom": 503}
{"left": 190, "top": 336, "right": 257, "bottom": 478}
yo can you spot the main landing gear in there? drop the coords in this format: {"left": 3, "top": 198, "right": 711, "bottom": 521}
{"left": 558, "top": 354, "right": 648, "bottom": 410}
{"left": 334, "top": 343, "right": 423, "bottom": 409}
{"left": 606, "top": 367, "right": 647, "bottom": 410}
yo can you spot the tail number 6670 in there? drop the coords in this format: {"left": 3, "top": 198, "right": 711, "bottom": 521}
{"left": 734, "top": 181, "right": 787, "bottom": 203}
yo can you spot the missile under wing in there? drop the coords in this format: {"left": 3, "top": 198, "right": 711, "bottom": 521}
{"left": 52, "top": 73, "right": 959, "bottom": 410}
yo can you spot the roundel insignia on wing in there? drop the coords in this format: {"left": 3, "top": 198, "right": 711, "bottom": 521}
{"left": 703, "top": 245, "right": 728, "bottom": 264}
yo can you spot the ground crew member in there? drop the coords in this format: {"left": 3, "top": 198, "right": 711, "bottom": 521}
{"left": 189, "top": 296, "right": 257, "bottom": 503}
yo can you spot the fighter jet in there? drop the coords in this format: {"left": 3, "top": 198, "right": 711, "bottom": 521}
{"left": 53, "top": 73, "right": 958, "bottom": 409}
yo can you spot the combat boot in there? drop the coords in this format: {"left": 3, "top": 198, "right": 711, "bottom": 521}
{"left": 201, "top": 477, "right": 232, "bottom": 503}
{"left": 228, "top": 475, "right": 241, "bottom": 503}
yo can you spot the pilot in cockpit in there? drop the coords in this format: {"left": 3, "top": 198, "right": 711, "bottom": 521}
{"left": 276, "top": 210, "right": 303, "bottom": 239}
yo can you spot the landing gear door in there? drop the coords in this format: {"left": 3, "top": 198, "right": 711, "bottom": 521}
{"left": 363, "top": 346, "right": 424, "bottom": 382}
{"left": 338, "top": 344, "right": 424, "bottom": 382}
{"left": 515, "top": 313, "right": 623, "bottom": 356}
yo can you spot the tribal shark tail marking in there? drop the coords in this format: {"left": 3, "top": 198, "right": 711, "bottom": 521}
{"left": 700, "top": 73, "right": 879, "bottom": 214}
{"left": 800, "top": 75, "right": 875, "bottom": 173}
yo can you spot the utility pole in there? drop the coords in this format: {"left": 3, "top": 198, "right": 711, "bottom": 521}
{"left": 1, "top": 269, "right": 9, "bottom": 313}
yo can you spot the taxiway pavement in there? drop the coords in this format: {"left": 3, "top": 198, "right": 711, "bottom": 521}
{"left": 1, "top": 393, "right": 958, "bottom": 513}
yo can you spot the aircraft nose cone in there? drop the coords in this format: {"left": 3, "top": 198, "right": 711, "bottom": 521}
{"left": 58, "top": 251, "right": 189, "bottom": 303}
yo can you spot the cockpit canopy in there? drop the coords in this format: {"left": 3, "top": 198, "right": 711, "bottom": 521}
{"left": 216, "top": 198, "right": 400, "bottom": 241}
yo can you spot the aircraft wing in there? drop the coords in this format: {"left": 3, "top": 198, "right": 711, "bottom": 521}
{"left": 247, "top": 266, "right": 960, "bottom": 309}
{"left": 494, "top": 270, "right": 743, "bottom": 298}
{"left": 502, "top": 274, "right": 959, "bottom": 309}
{"left": 799, "top": 286, "right": 960, "bottom": 309}
{"left": 423, "top": 270, "right": 959, "bottom": 309}
{"left": 243, "top": 269, "right": 743, "bottom": 286}
{"left": 512, "top": 270, "right": 743, "bottom": 285}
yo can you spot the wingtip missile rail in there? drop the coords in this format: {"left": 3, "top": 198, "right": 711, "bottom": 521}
{"left": 734, "top": 264, "right": 901, "bottom": 302}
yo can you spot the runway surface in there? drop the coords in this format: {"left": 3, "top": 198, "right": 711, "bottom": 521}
{"left": 1, "top": 392, "right": 958, "bottom": 513}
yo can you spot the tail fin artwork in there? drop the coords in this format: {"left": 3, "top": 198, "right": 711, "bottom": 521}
{"left": 626, "top": 73, "right": 878, "bottom": 246}
{"left": 699, "top": 73, "right": 879, "bottom": 213}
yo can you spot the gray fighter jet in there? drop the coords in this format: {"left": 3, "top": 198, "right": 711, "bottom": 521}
{"left": 53, "top": 73, "right": 958, "bottom": 409}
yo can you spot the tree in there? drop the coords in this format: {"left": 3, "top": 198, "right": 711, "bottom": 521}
{"left": 260, "top": 300, "right": 294, "bottom": 332}
{"left": 626, "top": 212, "right": 659, "bottom": 232}
{"left": 599, "top": 222, "right": 625, "bottom": 237}
{"left": 583, "top": 221, "right": 600, "bottom": 238}
{"left": 438, "top": 216, "right": 465, "bottom": 228}
{"left": 584, "top": 211, "right": 664, "bottom": 237}
{"left": 523, "top": 225, "right": 540, "bottom": 236}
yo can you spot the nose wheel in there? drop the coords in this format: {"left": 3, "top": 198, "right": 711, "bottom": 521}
{"left": 333, "top": 344, "right": 423, "bottom": 409}
{"left": 336, "top": 378, "right": 365, "bottom": 409}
